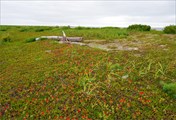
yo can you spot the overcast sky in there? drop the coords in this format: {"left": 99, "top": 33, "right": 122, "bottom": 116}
{"left": 1, "top": 1, "right": 176, "bottom": 27}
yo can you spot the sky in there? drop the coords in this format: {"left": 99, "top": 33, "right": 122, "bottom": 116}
{"left": 1, "top": 0, "right": 176, "bottom": 28}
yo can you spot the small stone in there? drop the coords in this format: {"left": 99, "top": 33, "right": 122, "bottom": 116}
{"left": 122, "top": 74, "right": 129, "bottom": 79}
{"left": 133, "top": 47, "right": 139, "bottom": 50}
{"left": 45, "top": 50, "right": 51, "bottom": 53}
{"left": 160, "top": 45, "right": 167, "bottom": 48}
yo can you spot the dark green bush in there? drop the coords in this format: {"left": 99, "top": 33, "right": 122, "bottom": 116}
{"left": 19, "top": 28, "right": 29, "bottom": 32}
{"left": 25, "top": 37, "right": 36, "bottom": 43}
{"left": 0, "top": 29, "right": 7, "bottom": 31}
{"left": 163, "top": 25, "right": 176, "bottom": 34}
{"left": 2, "top": 36, "right": 11, "bottom": 42}
{"left": 127, "top": 24, "right": 151, "bottom": 31}
{"left": 0, "top": 26, "right": 8, "bottom": 31}
{"left": 161, "top": 81, "right": 176, "bottom": 99}
{"left": 101, "top": 27, "right": 120, "bottom": 29}
{"left": 44, "top": 27, "right": 53, "bottom": 31}
{"left": 35, "top": 28, "right": 45, "bottom": 32}
{"left": 74, "top": 26, "right": 92, "bottom": 30}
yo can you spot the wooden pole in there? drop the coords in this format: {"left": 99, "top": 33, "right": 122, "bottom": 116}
{"left": 62, "top": 31, "right": 67, "bottom": 41}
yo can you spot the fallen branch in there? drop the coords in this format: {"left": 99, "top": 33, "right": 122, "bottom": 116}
{"left": 35, "top": 31, "right": 83, "bottom": 42}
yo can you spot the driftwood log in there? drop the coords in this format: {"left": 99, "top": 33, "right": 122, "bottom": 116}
{"left": 35, "top": 31, "right": 83, "bottom": 42}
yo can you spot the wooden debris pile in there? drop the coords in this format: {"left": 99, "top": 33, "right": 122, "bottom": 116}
{"left": 35, "top": 31, "right": 83, "bottom": 42}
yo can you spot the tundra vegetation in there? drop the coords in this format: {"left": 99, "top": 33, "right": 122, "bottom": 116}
{"left": 163, "top": 25, "right": 176, "bottom": 34}
{"left": 0, "top": 25, "right": 176, "bottom": 119}
{"left": 127, "top": 24, "right": 151, "bottom": 31}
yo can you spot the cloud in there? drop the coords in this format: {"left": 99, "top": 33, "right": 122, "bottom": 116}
{"left": 1, "top": 1, "right": 175, "bottom": 27}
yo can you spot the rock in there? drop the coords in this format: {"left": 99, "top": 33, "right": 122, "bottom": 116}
{"left": 45, "top": 50, "right": 51, "bottom": 53}
{"left": 159, "top": 44, "right": 167, "bottom": 48}
{"left": 122, "top": 74, "right": 129, "bottom": 79}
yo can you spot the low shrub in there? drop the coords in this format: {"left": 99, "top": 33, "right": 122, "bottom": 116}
{"left": 127, "top": 24, "right": 151, "bottom": 31}
{"left": 163, "top": 25, "right": 176, "bottom": 34}
{"left": 0, "top": 26, "right": 9, "bottom": 31}
{"left": 25, "top": 37, "right": 36, "bottom": 43}
{"left": 44, "top": 27, "right": 53, "bottom": 31}
{"left": 19, "top": 28, "right": 29, "bottom": 32}
{"left": 35, "top": 28, "right": 45, "bottom": 32}
{"left": 74, "top": 26, "right": 91, "bottom": 30}
{"left": 161, "top": 81, "right": 176, "bottom": 99}
{"left": 0, "top": 28, "right": 7, "bottom": 31}
{"left": 101, "top": 27, "right": 120, "bottom": 29}
{"left": 2, "top": 36, "right": 11, "bottom": 42}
